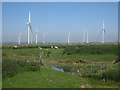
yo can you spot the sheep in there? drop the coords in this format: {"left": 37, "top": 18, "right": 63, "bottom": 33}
{"left": 38, "top": 47, "right": 42, "bottom": 50}
{"left": 77, "top": 70, "right": 79, "bottom": 72}
{"left": 13, "top": 45, "right": 17, "bottom": 48}
{"left": 54, "top": 46, "right": 58, "bottom": 49}
{"left": 51, "top": 45, "right": 53, "bottom": 48}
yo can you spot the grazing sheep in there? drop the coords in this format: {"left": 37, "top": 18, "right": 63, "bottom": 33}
{"left": 51, "top": 45, "right": 53, "bottom": 48}
{"left": 38, "top": 47, "right": 42, "bottom": 50}
{"left": 77, "top": 70, "right": 79, "bottom": 72}
{"left": 13, "top": 45, "right": 17, "bottom": 48}
{"left": 54, "top": 46, "right": 58, "bottom": 49}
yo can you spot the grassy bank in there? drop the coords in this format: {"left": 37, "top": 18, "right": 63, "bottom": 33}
{"left": 3, "top": 66, "right": 118, "bottom": 88}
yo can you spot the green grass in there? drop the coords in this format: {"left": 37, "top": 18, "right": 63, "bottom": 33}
{"left": 2, "top": 43, "right": 119, "bottom": 88}
{"left": 2, "top": 66, "right": 118, "bottom": 88}
{"left": 3, "top": 66, "right": 87, "bottom": 88}
{"left": 46, "top": 53, "right": 116, "bottom": 66}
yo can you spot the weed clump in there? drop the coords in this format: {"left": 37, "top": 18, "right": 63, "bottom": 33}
{"left": 29, "top": 62, "right": 40, "bottom": 71}
{"left": 47, "top": 51, "right": 51, "bottom": 57}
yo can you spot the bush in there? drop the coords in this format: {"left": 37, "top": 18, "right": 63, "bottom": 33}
{"left": 47, "top": 51, "right": 51, "bottom": 57}
{"left": 102, "top": 68, "right": 120, "bottom": 82}
{"left": 2, "top": 59, "right": 20, "bottom": 79}
{"left": 67, "top": 53, "right": 71, "bottom": 55}
{"left": 62, "top": 45, "right": 118, "bottom": 55}
{"left": 79, "top": 60, "right": 86, "bottom": 63}
{"left": 29, "top": 62, "right": 40, "bottom": 71}
{"left": 2, "top": 60, "right": 41, "bottom": 79}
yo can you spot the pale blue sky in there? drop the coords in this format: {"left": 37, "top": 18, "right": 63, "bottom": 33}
{"left": 2, "top": 2, "right": 118, "bottom": 43}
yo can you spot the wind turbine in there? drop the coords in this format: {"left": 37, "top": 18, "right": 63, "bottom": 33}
{"left": 68, "top": 32, "right": 70, "bottom": 44}
{"left": 35, "top": 27, "right": 38, "bottom": 44}
{"left": 18, "top": 33, "right": 21, "bottom": 44}
{"left": 83, "top": 32, "right": 85, "bottom": 43}
{"left": 101, "top": 20, "right": 105, "bottom": 43}
{"left": 86, "top": 31, "right": 88, "bottom": 43}
{"left": 83, "top": 31, "right": 88, "bottom": 43}
{"left": 43, "top": 33, "right": 46, "bottom": 44}
{"left": 26, "top": 11, "right": 33, "bottom": 44}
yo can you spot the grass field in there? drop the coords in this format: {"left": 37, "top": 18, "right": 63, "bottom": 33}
{"left": 2, "top": 66, "right": 118, "bottom": 88}
{"left": 2, "top": 43, "right": 119, "bottom": 88}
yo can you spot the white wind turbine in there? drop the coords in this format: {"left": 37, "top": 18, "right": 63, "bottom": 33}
{"left": 43, "top": 33, "right": 46, "bottom": 44}
{"left": 68, "top": 32, "right": 70, "bottom": 44}
{"left": 26, "top": 11, "right": 33, "bottom": 44}
{"left": 101, "top": 20, "right": 105, "bottom": 43}
{"left": 86, "top": 31, "right": 88, "bottom": 43}
{"left": 83, "top": 32, "right": 85, "bottom": 43}
{"left": 83, "top": 31, "right": 88, "bottom": 43}
{"left": 35, "top": 28, "right": 38, "bottom": 44}
{"left": 18, "top": 33, "right": 21, "bottom": 44}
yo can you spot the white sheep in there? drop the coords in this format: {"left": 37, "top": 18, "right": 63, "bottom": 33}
{"left": 38, "top": 47, "right": 42, "bottom": 50}
{"left": 54, "top": 46, "right": 58, "bottom": 49}
{"left": 13, "top": 45, "right": 17, "bottom": 48}
{"left": 51, "top": 45, "right": 53, "bottom": 48}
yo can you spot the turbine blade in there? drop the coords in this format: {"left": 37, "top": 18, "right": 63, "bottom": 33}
{"left": 29, "top": 11, "right": 30, "bottom": 23}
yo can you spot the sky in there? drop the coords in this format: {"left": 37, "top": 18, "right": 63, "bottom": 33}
{"left": 2, "top": 2, "right": 118, "bottom": 43}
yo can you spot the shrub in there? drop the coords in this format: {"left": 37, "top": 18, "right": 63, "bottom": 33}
{"left": 79, "top": 60, "right": 86, "bottom": 63}
{"left": 47, "top": 51, "right": 51, "bottom": 57}
{"left": 2, "top": 60, "right": 41, "bottom": 79}
{"left": 62, "top": 45, "right": 118, "bottom": 55}
{"left": 2, "top": 59, "right": 20, "bottom": 79}
{"left": 67, "top": 53, "right": 71, "bottom": 55}
{"left": 102, "top": 68, "right": 120, "bottom": 82}
{"left": 29, "top": 62, "right": 40, "bottom": 71}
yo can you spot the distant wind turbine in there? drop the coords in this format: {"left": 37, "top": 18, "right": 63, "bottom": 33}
{"left": 18, "top": 33, "right": 21, "bottom": 44}
{"left": 68, "top": 32, "right": 70, "bottom": 44}
{"left": 43, "top": 33, "right": 46, "bottom": 44}
{"left": 83, "top": 32, "right": 85, "bottom": 43}
{"left": 35, "top": 27, "right": 38, "bottom": 44}
{"left": 83, "top": 31, "right": 88, "bottom": 43}
{"left": 86, "top": 31, "right": 88, "bottom": 43}
{"left": 101, "top": 20, "right": 105, "bottom": 43}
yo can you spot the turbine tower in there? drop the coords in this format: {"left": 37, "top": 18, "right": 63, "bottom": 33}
{"left": 18, "top": 33, "right": 21, "bottom": 44}
{"left": 68, "top": 32, "right": 70, "bottom": 44}
{"left": 43, "top": 33, "right": 46, "bottom": 44}
{"left": 83, "top": 32, "right": 85, "bottom": 43}
{"left": 26, "top": 11, "right": 33, "bottom": 44}
{"left": 83, "top": 31, "right": 88, "bottom": 43}
{"left": 101, "top": 20, "right": 105, "bottom": 43}
{"left": 35, "top": 28, "right": 38, "bottom": 44}
{"left": 86, "top": 31, "right": 88, "bottom": 43}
